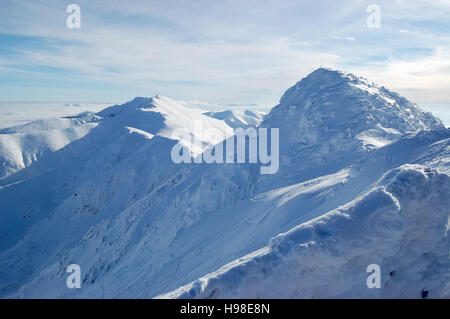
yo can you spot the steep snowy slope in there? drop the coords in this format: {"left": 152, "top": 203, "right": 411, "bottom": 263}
{"left": 10, "top": 127, "right": 449, "bottom": 299}
{"left": 0, "top": 96, "right": 233, "bottom": 296}
{"left": 203, "top": 110, "right": 265, "bottom": 129}
{"left": 1, "top": 68, "right": 448, "bottom": 299}
{"left": 162, "top": 164, "right": 450, "bottom": 298}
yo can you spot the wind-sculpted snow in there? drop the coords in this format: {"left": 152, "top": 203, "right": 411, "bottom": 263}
{"left": 5, "top": 128, "right": 450, "bottom": 298}
{"left": 162, "top": 165, "right": 450, "bottom": 298}
{"left": 0, "top": 68, "right": 449, "bottom": 299}
{"left": 258, "top": 68, "right": 444, "bottom": 189}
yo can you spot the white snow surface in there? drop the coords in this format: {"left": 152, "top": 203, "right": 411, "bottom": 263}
{"left": 0, "top": 102, "right": 110, "bottom": 130}
{"left": 161, "top": 165, "right": 450, "bottom": 298}
{"left": 0, "top": 112, "right": 102, "bottom": 179}
{"left": 0, "top": 68, "right": 449, "bottom": 299}
{"left": 0, "top": 96, "right": 232, "bottom": 180}
{"left": 202, "top": 110, "right": 265, "bottom": 129}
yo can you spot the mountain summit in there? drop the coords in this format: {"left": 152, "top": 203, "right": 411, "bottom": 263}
{"left": 257, "top": 68, "right": 444, "bottom": 187}
{"left": 266, "top": 67, "right": 443, "bottom": 147}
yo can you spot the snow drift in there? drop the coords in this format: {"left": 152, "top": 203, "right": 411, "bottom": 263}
{"left": 162, "top": 165, "right": 450, "bottom": 298}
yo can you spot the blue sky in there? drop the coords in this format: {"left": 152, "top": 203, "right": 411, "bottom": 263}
{"left": 1, "top": 0, "right": 450, "bottom": 109}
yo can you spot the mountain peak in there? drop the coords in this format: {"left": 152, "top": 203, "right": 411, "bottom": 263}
{"left": 123, "top": 96, "right": 159, "bottom": 108}
{"left": 279, "top": 68, "right": 367, "bottom": 105}
{"left": 264, "top": 68, "right": 443, "bottom": 154}
{"left": 309, "top": 66, "right": 346, "bottom": 77}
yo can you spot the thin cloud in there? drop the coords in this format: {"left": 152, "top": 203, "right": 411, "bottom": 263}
{"left": 0, "top": 0, "right": 449, "bottom": 106}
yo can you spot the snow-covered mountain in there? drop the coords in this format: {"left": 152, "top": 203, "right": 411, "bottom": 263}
{"left": 0, "top": 96, "right": 232, "bottom": 180}
{"left": 162, "top": 164, "right": 450, "bottom": 298}
{"left": 203, "top": 110, "right": 265, "bottom": 129}
{"left": 0, "top": 112, "right": 102, "bottom": 179}
{"left": 0, "top": 102, "right": 110, "bottom": 130}
{"left": 0, "top": 68, "right": 448, "bottom": 299}
{"left": 257, "top": 68, "right": 443, "bottom": 190}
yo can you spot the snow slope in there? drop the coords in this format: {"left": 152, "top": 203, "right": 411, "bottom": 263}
{"left": 0, "top": 96, "right": 232, "bottom": 181}
{"left": 0, "top": 95, "right": 233, "bottom": 296}
{"left": 0, "top": 68, "right": 449, "bottom": 299}
{"left": 161, "top": 165, "right": 450, "bottom": 299}
{"left": 203, "top": 110, "right": 265, "bottom": 129}
{"left": 0, "top": 112, "right": 102, "bottom": 179}
{"left": 0, "top": 102, "right": 110, "bottom": 130}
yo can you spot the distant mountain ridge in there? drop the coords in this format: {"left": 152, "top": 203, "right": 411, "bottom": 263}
{"left": 203, "top": 110, "right": 265, "bottom": 129}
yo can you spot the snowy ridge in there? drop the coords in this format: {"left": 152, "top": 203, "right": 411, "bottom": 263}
{"left": 0, "top": 102, "right": 111, "bottom": 130}
{"left": 0, "top": 112, "right": 102, "bottom": 179}
{"left": 256, "top": 68, "right": 444, "bottom": 189}
{"left": 161, "top": 165, "right": 450, "bottom": 299}
{"left": 0, "top": 96, "right": 232, "bottom": 181}
{"left": 0, "top": 68, "right": 449, "bottom": 299}
{"left": 97, "top": 95, "right": 233, "bottom": 157}
{"left": 0, "top": 95, "right": 238, "bottom": 298}
{"left": 203, "top": 110, "right": 265, "bottom": 129}
{"left": 266, "top": 68, "right": 443, "bottom": 149}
